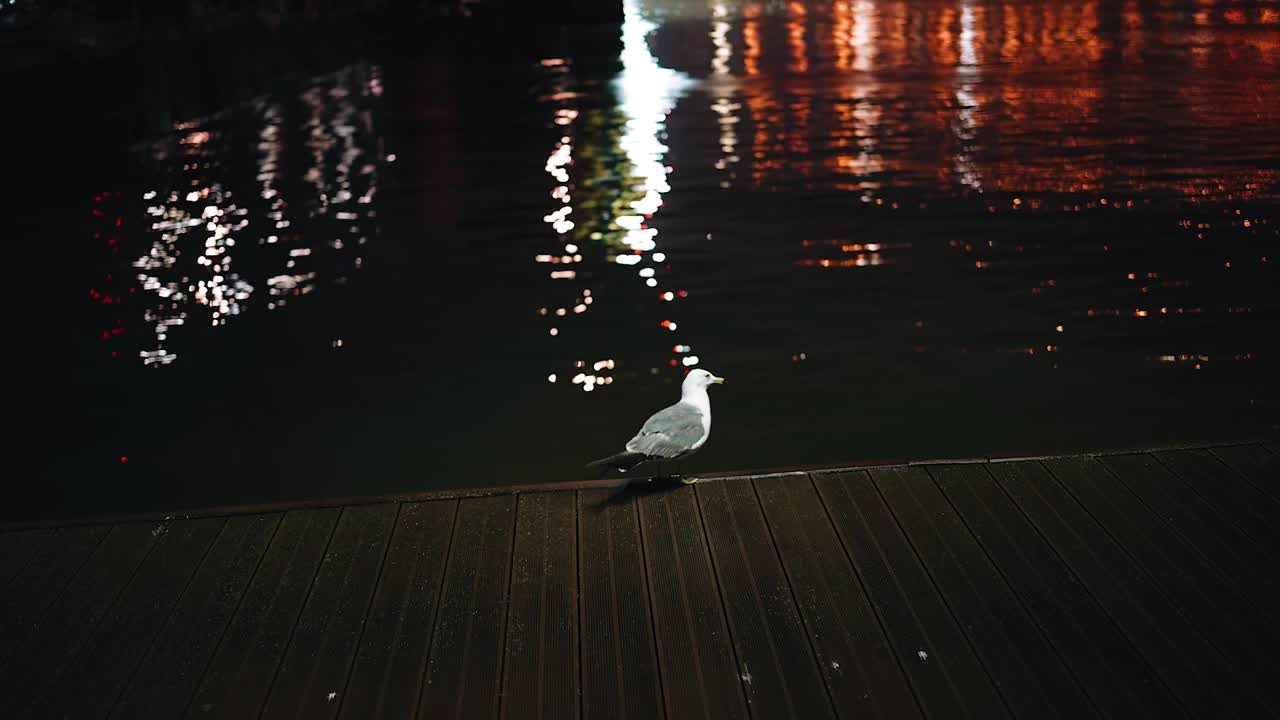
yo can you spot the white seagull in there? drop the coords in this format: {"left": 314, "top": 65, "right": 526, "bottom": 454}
{"left": 587, "top": 369, "right": 725, "bottom": 484}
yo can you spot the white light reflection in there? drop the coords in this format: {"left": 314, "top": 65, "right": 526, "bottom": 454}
{"left": 829, "top": 0, "right": 884, "bottom": 189}
{"left": 540, "top": 0, "right": 697, "bottom": 391}
{"left": 710, "top": 2, "right": 733, "bottom": 76}
{"left": 709, "top": 1, "right": 741, "bottom": 187}
{"left": 615, "top": 0, "right": 695, "bottom": 230}
{"left": 113, "top": 64, "right": 382, "bottom": 366}
{"left": 851, "top": 0, "right": 875, "bottom": 73}
{"left": 604, "top": 0, "right": 698, "bottom": 385}
{"left": 132, "top": 151, "right": 253, "bottom": 365}
{"left": 953, "top": 0, "right": 983, "bottom": 192}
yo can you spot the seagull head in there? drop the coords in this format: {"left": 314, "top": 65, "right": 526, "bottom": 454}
{"left": 682, "top": 368, "right": 725, "bottom": 393}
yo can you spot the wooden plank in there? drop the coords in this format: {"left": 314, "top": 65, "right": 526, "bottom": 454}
{"left": 989, "top": 460, "right": 1254, "bottom": 718}
{"left": 0, "top": 529, "right": 56, "bottom": 590}
{"left": 577, "top": 490, "right": 664, "bottom": 720}
{"left": 110, "top": 513, "right": 282, "bottom": 720}
{"left": 0, "top": 522, "right": 157, "bottom": 715}
{"left": 1210, "top": 444, "right": 1280, "bottom": 504}
{"left": 813, "top": 470, "right": 1010, "bottom": 720}
{"left": 753, "top": 476, "right": 921, "bottom": 720}
{"left": 32, "top": 517, "right": 226, "bottom": 718}
{"left": 694, "top": 480, "right": 835, "bottom": 720}
{"left": 931, "top": 464, "right": 1183, "bottom": 719}
{"left": 871, "top": 466, "right": 1097, "bottom": 719}
{"left": 1164, "top": 449, "right": 1280, "bottom": 548}
{"left": 418, "top": 495, "right": 517, "bottom": 720}
{"left": 0, "top": 525, "right": 110, "bottom": 666}
{"left": 337, "top": 500, "right": 457, "bottom": 720}
{"left": 259, "top": 504, "right": 399, "bottom": 719}
{"left": 185, "top": 508, "right": 341, "bottom": 719}
{"left": 2, "top": 446, "right": 1275, "bottom": 720}
{"left": 501, "top": 492, "right": 579, "bottom": 720}
{"left": 1114, "top": 453, "right": 1280, "bottom": 618}
{"left": 637, "top": 487, "right": 749, "bottom": 720}
{"left": 1048, "top": 456, "right": 1280, "bottom": 712}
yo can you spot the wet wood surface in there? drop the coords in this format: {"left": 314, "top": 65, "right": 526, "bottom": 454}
{"left": 1, "top": 443, "right": 1275, "bottom": 719}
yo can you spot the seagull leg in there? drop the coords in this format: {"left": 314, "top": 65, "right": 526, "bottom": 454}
{"left": 675, "top": 458, "right": 698, "bottom": 484}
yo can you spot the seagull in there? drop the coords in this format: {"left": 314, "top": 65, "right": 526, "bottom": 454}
{"left": 587, "top": 369, "right": 725, "bottom": 484}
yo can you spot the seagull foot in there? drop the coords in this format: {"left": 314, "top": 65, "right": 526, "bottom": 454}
{"left": 679, "top": 475, "right": 699, "bottom": 485}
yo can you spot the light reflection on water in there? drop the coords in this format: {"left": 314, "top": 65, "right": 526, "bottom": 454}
{"left": 539, "top": 0, "right": 698, "bottom": 391}
{"left": 95, "top": 64, "right": 382, "bottom": 366}
{"left": 520, "top": 0, "right": 1278, "bottom": 399}
{"left": 14, "top": 0, "right": 1279, "bottom": 518}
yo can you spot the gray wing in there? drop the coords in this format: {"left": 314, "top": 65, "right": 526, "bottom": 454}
{"left": 624, "top": 402, "right": 705, "bottom": 459}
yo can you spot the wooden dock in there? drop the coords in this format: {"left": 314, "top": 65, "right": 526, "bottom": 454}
{"left": 1, "top": 443, "right": 1277, "bottom": 719}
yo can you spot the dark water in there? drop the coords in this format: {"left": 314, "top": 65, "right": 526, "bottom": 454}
{"left": 6, "top": 0, "right": 1280, "bottom": 520}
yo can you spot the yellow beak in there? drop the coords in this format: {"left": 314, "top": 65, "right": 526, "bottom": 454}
{"left": 712, "top": 377, "right": 726, "bottom": 384}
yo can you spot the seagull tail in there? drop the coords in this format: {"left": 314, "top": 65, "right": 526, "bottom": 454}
{"left": 586, "top": 451, "right": 649, "bottom": 473}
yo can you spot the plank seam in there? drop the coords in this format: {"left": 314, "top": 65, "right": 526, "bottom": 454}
{"left": 450, "top": 499, "right": 499, "bottom": 720}
{"left": 691, "top": 485, "right": 763, "bottom": 719}
{"left": 174, "top": 513, "right": 287, "bottom": 719}
{"left": 0, "top": 530, "right": 54, "bottom": 593}
{"left": 105, "top": 516, "right": 232, "bottom": 717}
{"left": 985, "top": 464, "right": 1192, "bottom": 716}
{"left": 602, "top": 496, "right": 629, "bottom": 720}
{"left": 747, "top": 478, "right": 841, "bottom": 719}
{"left": 768, "top": 477, "right": 908, "bottom": 716}
{"left": 1147, "top": 452, "right": 1273, "bottom": 546}
{"left": 536, "top": 498, "right": 550, "bottom": 717}
{"left": 1148, "top": 451, "right": 1280, "bottom": 567}
{"left": 865, "top": 471, "right": 1016, "bottom": 719}
{"left": 823, "top": 472, "right": 985, "bottom": 715}
{"left": 363, "top": 504, "right": 432, "bottom": 718}
{"left": 1205, "top": 448, "right": 1280, "bottom": 506}
{"left": 497, "top": 495, "right": 522, "bottom": 720}
{"left": 0, "top": 525, "right": 112, "bottom": 674}
{"left": 573, "top": 491, "right": 583, "bottom": 720}
{"left": 806, "top": 473, "right": 928, "bottom": 719}
{"left": 1099, "top": 456, "right": 1280, "bottom": 624}
{"left": 661, "top": 496, "right": 718, "bottom": 719}
{"left": 921, "top": 467, "right": 1105, "bottom": 718}
{"left": 255, "top": 508, "right": 345, "bottom": 720}
{"left": 278, "top": 509, "right": 382, "bottom": 716}
{"left": 411, "top": 499, "right": 463, "bottom": 720}
{"left": 24, "top": 523, "right": 165, "bottom": 714}
{"left": 334, "top": 503, "right": 404, "bottom": 718}
{"left": 634, "top": 500, "right": 670, "bottom": 720}
{"left": 1036, "top": 460, "right": 1243, "bottom": 671}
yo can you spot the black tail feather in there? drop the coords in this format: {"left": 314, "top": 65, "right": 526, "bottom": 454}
{"left": 586, "top": 451, "right": 649, "bottom": 473}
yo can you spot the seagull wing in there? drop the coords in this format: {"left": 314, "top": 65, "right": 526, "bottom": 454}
{"left": 625, "top": 402, "right": 705, "bottom": 459}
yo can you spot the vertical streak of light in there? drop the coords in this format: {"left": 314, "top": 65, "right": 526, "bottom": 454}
{"left": 833, "top": 0, "right": 852, "bottom": 72}
{"left": 616, "top": 0, "right": 695, "bottom": 374}
{"left": 542, "top": 0, "right": 695, "bottom": 390}
{"left": 709, "top": 1, "right": 740, "bottom": 188}
{"left": 787, "top": 1, "right": 809, "bottom": 75}
{"left": 953, "top": 0, "right": 983, "bottom": 191}
{"left": 835, "top": 0, "right": 883, "bottom": 189}
{"left": 852, "top": 0, "right": 876, "bottom": 72}
{"left": 743, "top": 3, "right": 762, "bottom": 76}
{"left": 711, "top": 1, "right": 733, "bottom": 75}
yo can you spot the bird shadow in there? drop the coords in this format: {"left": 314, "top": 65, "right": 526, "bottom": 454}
{"left": 588, "top": 476, "right": 691, "bottom": 511}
